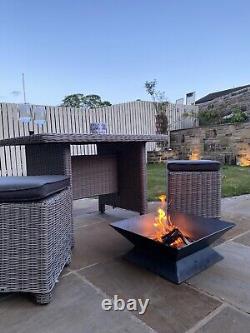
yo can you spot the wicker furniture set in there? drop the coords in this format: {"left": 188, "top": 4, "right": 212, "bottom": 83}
{"left": 0, "top": 134, "right": 221, "bottom": 303}
{"left": 0, "top": 133, "right": 167, "bottom": 304}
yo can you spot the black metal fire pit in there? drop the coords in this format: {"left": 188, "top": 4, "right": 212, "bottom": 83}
{"left": 110, "top": 212, "right": 235, "bottom": 284}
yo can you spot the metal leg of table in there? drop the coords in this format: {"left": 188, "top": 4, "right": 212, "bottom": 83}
{"left": 98, "top": 200, "right": 105, "bottom": 214}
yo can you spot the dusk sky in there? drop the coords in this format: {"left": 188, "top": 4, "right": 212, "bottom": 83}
{"left": 1, "top": 0, "right": 250, "bottom": 106}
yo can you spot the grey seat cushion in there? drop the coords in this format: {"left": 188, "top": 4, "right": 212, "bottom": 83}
{"left": 0, "top": 176, "right": 70, "bottom": 202}
{"left": 167, "top": 160, "right": 221, "bottom": 172}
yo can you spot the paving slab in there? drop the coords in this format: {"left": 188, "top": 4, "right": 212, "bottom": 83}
{"left": 71, "top": 219, "right": 133, "bottom": 270}
{"left": 0, "top": 273, "right": 152, "bottom": 333}
{"left": 73, "top": 200, "right": 139, "bottom": 228}
{"left": 233, "top": 230, "right": 250, "bottom": 247}
{"left": 188, "top": 241, "right": 250, "bottom": 312}
{"left": 211, "top": 215, "right": 250, "bottom": 247}
{"left": 195, "top": 306, "right": 250, "bottom": 333}
{"left": 73, "top": 198, "right": 99, "bottom": 215}
{"left": 221, "top": 195, "right": 250, "bottom": 218}
{"left": 220, "top": 195, "right": 250, "bottom": 236}
{"left": 79, "top": 257, "right": 221, "bottom": 333}
{"left": 73, "top": 212, "right": 108, "bottom": 228}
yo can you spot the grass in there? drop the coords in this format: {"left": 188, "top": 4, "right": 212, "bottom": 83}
{"left": 147, "top": 163, "right": 250, "bottom": 201}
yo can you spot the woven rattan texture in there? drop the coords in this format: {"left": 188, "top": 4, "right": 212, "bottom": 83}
{"left": 71, "top": 155, "right": 118, "bottom": 199}
{"left": 0, "top": 188, "right": 72, "bottom": 303}
{"left": 168, "top": 171, "right": 221, "bottom": 218}
{"left": 97, "top": 142, "right": 147, "bottom": 214}
{"left": 0, "top": 133, "right": 168, "bottom": 146}
{"left": 26, "top": 144, "right": 74, "bottom": 248}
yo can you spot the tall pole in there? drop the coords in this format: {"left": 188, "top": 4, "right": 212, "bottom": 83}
{"left": 22, "top": 73, "right": 27, "bottom": 104}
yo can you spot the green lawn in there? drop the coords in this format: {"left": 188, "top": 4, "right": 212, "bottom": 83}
{"left": 147, "top": 163, "right": 250, "bottom": 201}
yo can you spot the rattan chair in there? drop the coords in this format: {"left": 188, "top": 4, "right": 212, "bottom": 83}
{"left": 0, "top": 176, "right": 72, "bottom": 304}
{"left": 167, "top": 160, "right": 221, "bottom": 218}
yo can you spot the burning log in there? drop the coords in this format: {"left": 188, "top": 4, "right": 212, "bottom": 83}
{"left": 153, "top": 195, "right": 192, "bottom": 248}
{"left": 161, "top": 228, "right": 192, "bottom": 248}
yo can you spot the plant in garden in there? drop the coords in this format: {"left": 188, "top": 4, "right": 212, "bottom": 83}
{"left": 226, "top": 106, "right": 248, "bottom": 123}
{"left": 145, "top": 79, "right": 168, "bottom": 135}
{"left": 198, "top": 108, "right": 224, "bottom": 125}
{"left": 198, "top": 105, "right": 248, "bottom": 126}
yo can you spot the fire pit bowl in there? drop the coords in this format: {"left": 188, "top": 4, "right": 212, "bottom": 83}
{"left": 110, "top": 212, "right": 235, "bottom": 284}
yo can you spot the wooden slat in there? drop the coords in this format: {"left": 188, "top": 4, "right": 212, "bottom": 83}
{"left": 0, "top": 101, "right": 198, "bottom": 176}
{"left": 2, "top": 103, "right": 13, "bottom": 175}
{"left": 0, "top": 104, "right": 7, "bottom": 176}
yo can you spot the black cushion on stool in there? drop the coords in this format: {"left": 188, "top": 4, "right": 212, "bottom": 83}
{"left": 167, "top": 160, "right": 221, "bottom": 172}
{"left": 0, "top": 176, "right": 70, "bottom": 202}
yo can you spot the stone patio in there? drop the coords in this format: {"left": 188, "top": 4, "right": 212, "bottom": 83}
{"left": 0, "top": 195, "right": 250, "bottom": 333}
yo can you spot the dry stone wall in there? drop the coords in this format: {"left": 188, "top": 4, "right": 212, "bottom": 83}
{"left": 168, "top": 122, "right": 250, "bottom": 166}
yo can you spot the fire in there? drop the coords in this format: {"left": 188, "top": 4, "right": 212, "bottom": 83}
{"left": 153, "top": 195, "right": 190, "bottom": 248}
{"left": 239, "top": 159, "right": 250, "bottom": 167}
{"left": 189, "top": 148, "right": 200, "bottom": 160}
{"left": 158, "top": 194, "right": 166, "bottom": 205}
{"left": 153, "top": 194, "right": 170, "bottom": 241}
{"left": 153, "top": 208, "right": 168, "bottom": 241}
{"left": 237, "top": 145, "right": 250, "bottom": 166}
{"left": 170, "top": 237, "right": 184, "bottom": 248}
{"left": 237, "top": 156, "right": 250, "bottom": 167}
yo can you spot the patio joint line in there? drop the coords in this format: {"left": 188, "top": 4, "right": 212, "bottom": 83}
{"left": 72, "top": 270, "right": 156, "bottom": 333}
{"left": 227, "top": 229, "right": 250, "bottom": 242}
{"left": 228, "top": 240, "right": 250, "bottom": 250}
{"left": 76, "top": 262, "right": 100, "bottom": 272}
{"left": 186, "top": 281, "right": 250, "bottom": 314}
{"left": 185, "top": 303, "right": 227, "bottom": 333}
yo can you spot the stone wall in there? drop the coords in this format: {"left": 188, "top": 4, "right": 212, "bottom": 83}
{"left": 147, "top": 149, "right": 179, "bottom": 163}
{"left": 198, "top": 86, "right": 250, "bottom": 119}
{"left": 169, "top": 122, "right": 250, "bottom": 166}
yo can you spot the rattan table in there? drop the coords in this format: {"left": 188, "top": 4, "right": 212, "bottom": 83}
{"left": 0, "top": 133, "right": 167, "bottom": 214}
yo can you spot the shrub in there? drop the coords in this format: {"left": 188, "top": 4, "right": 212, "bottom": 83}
{"left": 227, "top": 106, "right": 248, "bottom": 123}
{"left": 198, "top": 108, "right": 224, "bottom": 125}
{"left": 198, "top": 105, "right": 248, "bottom": 125}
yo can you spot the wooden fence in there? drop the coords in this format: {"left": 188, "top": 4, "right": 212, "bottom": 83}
{"left": 0, "top": 101, "right": 198, "bottom": 176}
{"left": 166, "top": 103, "right": 198, "bottom": 130}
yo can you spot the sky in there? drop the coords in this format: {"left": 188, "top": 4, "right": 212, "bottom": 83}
{"left": 1, "top": 0, "right": 250, "bottom": 106}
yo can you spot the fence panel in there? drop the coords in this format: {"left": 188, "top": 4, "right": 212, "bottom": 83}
{"left": 166, "top": 104, "right": 199, "bottom": 130}
{"left": 0, "top": 101, "right": 197, "bottom": 176}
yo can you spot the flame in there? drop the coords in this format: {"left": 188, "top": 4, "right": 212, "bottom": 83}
{"left": 238, "top": 156, "right": 250, "bottom": 167}
{"left": 159, "top": 194, "right": 166, "bottom": 204}
{"left": 189, "top": 148, "right": 200, "bottom": 160}
{"left": 153, "top": 195, "right": 173, "bottom": 242}
{"left": 153, "top": 195, "right": 188, "bottom": 248}
{"left": 153, "top": 208, "right": 168, "bottom": 241}
{"left": 237, "top": 145, "right": 250, "bottom": 166}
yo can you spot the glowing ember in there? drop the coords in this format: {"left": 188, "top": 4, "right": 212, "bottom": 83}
{"left": 153, "top": 195, "right": 192, "bottom": 248}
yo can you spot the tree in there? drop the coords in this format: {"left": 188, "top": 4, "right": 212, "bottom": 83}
{"left": 145, "top": 79, "right": 168, "bottom": 114}
{"left": 145, "top": 79, "right": 168, "bottom": 136}
{"left": 62, "top": 94, "right": 84, "bottom": 108}
{"left": 81, "top": 95, "right": 112, "bottom": 108}
{"left": 62, "top": 94, "right": 112, "bottom": 108}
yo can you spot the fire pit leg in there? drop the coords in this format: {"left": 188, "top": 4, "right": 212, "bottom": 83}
{"left": 125, "top": 246, "right": 223, "bottom": 284}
